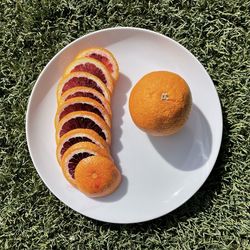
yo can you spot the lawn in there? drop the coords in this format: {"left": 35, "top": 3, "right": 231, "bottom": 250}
{"left": 0, "top": 0, "right": 249, "bottom": 249}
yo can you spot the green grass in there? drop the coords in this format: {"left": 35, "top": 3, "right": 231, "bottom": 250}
{"left": 0, "top": 0, "right": 249, "bottom": 249}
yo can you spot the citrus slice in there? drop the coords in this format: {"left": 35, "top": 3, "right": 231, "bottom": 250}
{"left": 55, "top": 97, "right": 111, "bottom": 128}
{"left": 60, "top": 87, "right": 112, "bottom": 115}
{"left": 56, "top": 128, "right": 109, "bottom": 165}
{"left": 75, "top": 156, "right": 121, "bottom": 197}
{"left": 57, "top": 72, "right": 111, "bottom": 104}
{"left": 61, "top": 142, "right": 110, "bottom": 186}
{"left": 64, "top": 57, "right": 114, "bottom": 93}
{"left": 56, "top": 111, "right": 111, "bottom": 146}
{"left": 75, "top": 47, "right": 119, "bottom": 82}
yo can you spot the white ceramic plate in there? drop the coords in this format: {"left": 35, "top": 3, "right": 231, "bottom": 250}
{"left": 26, "top": 27, "right": 222, "bottom": 224}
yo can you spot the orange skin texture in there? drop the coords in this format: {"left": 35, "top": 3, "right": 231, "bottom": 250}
{"left": 129, "top": 71, "right": 192, "bottom": 136}
{"left": 75, "top": 156, "right": 121, "bottom": 197}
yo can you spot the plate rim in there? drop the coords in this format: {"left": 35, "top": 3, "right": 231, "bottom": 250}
{"left": 25, "top": 27, "right": 223, "bottom": 224}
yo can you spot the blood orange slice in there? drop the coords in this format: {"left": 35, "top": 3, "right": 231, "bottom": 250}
{"left": 76, "top": 47, "right": 119, "bottom": 82}
{"left": 64, "top": 57, "right": 114, "bottom": 93}
{"left": 61, "top": 142, "right": 110, "bottom": 186}
{"left": 55, "top": 97, "right": 111, "bottom": 128}
{"left": 57, "top": 72, "right": 111, "bottom": 104}
{"left": 60, "top": 87, "right": 111, "bottom": 115}
{"left": 75, "top": 156, "right": 121, "bottom": 197}
{"left": 56, "top": 128, "right": 109, "bottom": 165}
{"left": 56, "top": 111, "right": 111, "bottom": 146}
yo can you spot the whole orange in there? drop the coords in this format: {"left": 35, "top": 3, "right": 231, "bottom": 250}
{"left": 129, "top": 71, "right": 192, "bottom": 136}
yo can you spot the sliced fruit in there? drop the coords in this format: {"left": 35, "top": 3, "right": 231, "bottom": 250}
{"left": 60, "top": 86, "right": 112, "bottom": 115}
{"left": 64, "top": 57, "right": 114, "bottom": 93}
{"left": 75, "top": 47, "right": 119, "bottom": 82}
{"left": 75, "top": 156, "right": 121, "bottom": 197}
{"left": 56, "top": 111, "right": 111, "bottom": 146}
{"left": 55, "top": 97, "right": 111, "bottom": 128}
{"left": 61, "top": 142, "right": 110, "bottom": 186}
{"left": 56, "top": 128, "right": 110, "bottom": 164}
{"left": 57, "top": 72, "right": 111, "bottom": 104}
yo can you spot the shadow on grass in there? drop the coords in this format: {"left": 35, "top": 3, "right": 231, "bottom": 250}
{"left": 91, "top": 108, "right": 231, "bottom": 231}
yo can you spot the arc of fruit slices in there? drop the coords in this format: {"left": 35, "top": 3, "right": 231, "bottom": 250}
{"left": 55, "top": 47, "right": 121, "bottom": 198}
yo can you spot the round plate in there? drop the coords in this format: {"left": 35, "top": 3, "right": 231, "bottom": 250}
{"left": 26, "top": 27, "right": 222, "bottom": 224}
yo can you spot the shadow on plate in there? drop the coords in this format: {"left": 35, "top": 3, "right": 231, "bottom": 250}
{"left": 111, "top": 73, "right": 132, "bottom": 167}
{"left": 93, "top": 175, "right": 128, "bottom": 203}
{"left": 93, "top": 127, "right": 227, "bottom": 230}
{"left": 93, "top": 105, "right": 228, "bottom": 230}
{"left": 148, "top": 104, "right": 212, "bottom": 171}
{"left": 93, "top": 73, "right": 132, "bottom": 203}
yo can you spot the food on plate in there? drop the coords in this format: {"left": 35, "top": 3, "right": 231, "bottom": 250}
{"left": 54, "top": 47, "right": 121, "bottom": 197}
{"left": 61, "top": 142, "right": 111, "bottom": 186}
{"left": 64, "top": 57, "right": 114, "bottom": 93}
{"left": 57, "top": 72, "right": 111, "bottom": 104}
{"left": 56, "top": 128, "right": 109, "bottom": 165}
{"left": 129, "top": 71, "right": 192, "bottom": 136}
{"left": 60, "top": 86, "right": 111, "bottom": 115}
{"left": 75, "top": 47, "right": 119, "bottom": 82}
{"left": 75, "top": 156, "right": 121, "bottom": 197}
{"left": 55, "top": 97, "right": 111, "bottom": 128}
{"left": 56, "top": 111, "right": 111, "bottom": 145}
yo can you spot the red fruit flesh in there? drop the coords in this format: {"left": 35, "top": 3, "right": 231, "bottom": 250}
{"left": 68, "top": 152, "right": 93, "bottom": 178}
{"left": 71, "top": 63, "right": 107, "bottom": 84}
{"left": 65, "top": 92, "right": 102, "bottom": 105}
{"left": 62, "top": 77, "right": 104, "bottom": 96}
{"left": 59, "top": 103, "right": 104, "bottom": 121}
{"left": 60, "top": 136, "right": 93, "bottom": 156}
{"left": 60, "top": 117, "right": 106, "bottom": 141}
{"left": 89, "top": 53, "right": 113, "bottom": 73}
